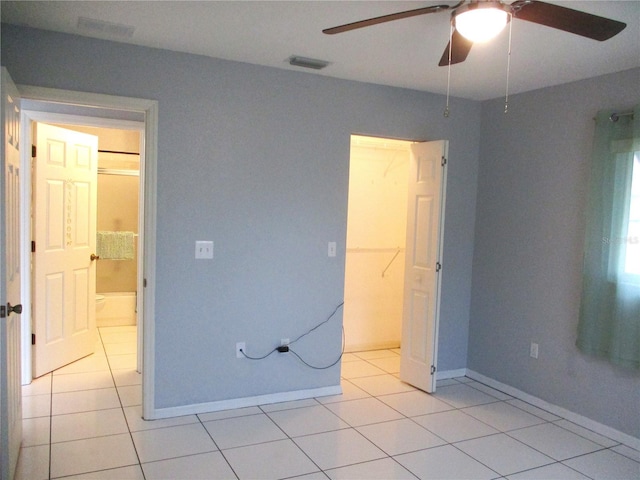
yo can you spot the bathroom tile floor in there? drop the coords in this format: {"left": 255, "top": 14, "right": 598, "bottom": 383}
{"left": 16, "top": 326, "right": 640, "bottom": 479}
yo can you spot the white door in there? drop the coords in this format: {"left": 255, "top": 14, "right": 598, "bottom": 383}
{"left": 32, "top": 123, "right": 98, "bottom": 377}
{"left": 1, "top": 67, "right": 23, "bottom": 480}
{"left": 399, "top": 140, "right": 448, "bottom": 393}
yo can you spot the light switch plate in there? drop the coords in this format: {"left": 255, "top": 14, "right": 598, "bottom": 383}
{"left": 530, "top": 342, "right": 539, "bottom": 359}
{"left": 328, "top": 241, "right": 337, "bottom": 257}
{"left": 195, "top": 240, "right": 214, "bottom": 259}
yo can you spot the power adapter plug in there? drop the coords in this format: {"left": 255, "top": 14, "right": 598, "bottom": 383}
{"left": 277, "top": 345, "right": 289, "bottom": 353}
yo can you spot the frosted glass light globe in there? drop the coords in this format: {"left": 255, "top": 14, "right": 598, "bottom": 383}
{"left": 454, "top": 7, "right": 509, "bottom": 43}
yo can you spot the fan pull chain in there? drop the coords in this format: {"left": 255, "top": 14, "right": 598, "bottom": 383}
{"left": 444, "top": 23, "right": 454, "bottom": 118}
{"left": 504, "top": 15, "right": 513, "bottom": 114}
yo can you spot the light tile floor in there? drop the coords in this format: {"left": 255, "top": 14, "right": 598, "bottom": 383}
{"left": 16, "top": 327, "right": 640, "bottom": 479}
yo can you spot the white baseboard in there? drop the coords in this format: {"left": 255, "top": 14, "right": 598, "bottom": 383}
{"left": 465, "top": 369, "right": 640, "bottom": 451}
{"left": 147, "top": 384, "right": 342, "bottom": 420}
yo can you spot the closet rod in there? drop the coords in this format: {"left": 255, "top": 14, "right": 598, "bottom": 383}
{"left": 346, "top": 247, "right": 404, "bottom": 253}
{"left": 98, "top": 168, "right": 139, "bottom": 177}
{"left": 97, "top": 232, "right": 139, "bottom": 237}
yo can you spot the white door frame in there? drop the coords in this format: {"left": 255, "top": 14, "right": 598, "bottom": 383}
{"left": 18, "top": 86, "right": 157, "bottom": 419}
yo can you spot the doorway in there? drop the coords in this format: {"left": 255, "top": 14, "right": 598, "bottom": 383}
{"left": 343, "top": 135, "right": 449, "bottom": 394}
{"left": 343, "top": 135, "right": 413, "bottom": 354}
{"left": 16, "top": 87, "right": 158, "bottom": 419}
{"left": 30, "top": 121, "right": 142, "bottom": 378}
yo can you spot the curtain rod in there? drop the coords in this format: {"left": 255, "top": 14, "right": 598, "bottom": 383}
{"left": 609, "top": 111, "right": 634, "bottom": 122}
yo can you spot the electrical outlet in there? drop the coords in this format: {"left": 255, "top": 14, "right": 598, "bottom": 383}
{"left": 328, "top": 241, "right": 336, "bottom": 257}
{"left": 195, "top": 240, "right": 214, "bottom": 259}
{"left": 530, "top": 342, "right": 539, "bottom": 359}
{"left": 280, "top": 338, "right": 290, "bottom": 346}
{"left": 236, "top": 342, "right": 246, "bottom": 359}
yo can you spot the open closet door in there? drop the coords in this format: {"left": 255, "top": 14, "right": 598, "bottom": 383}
{"left": 1, "top": 66, "right": 23, "bottom": 480}
{"left": 399, "top": 140, "right": 448, "bottom": 393}
{"left": 32, "top": 123, "right": 98, "bottom": 377}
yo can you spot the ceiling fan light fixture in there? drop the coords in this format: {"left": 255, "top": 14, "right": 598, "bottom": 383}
{"left": 453, "top": 2, "right": 510, "bottom": 43}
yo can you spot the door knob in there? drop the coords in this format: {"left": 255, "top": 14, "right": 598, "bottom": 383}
{"left": 7, "top": 303, "right": 22, "bottom": 315}
{"left": 90, "top": 254, "right": 100, "bottom": 261}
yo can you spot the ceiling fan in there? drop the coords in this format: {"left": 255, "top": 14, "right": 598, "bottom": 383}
{"left": 323, "top": 1, "right": 627, "bottom": 67}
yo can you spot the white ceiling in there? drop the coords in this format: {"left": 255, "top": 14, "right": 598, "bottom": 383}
{"left": 2, "top": 1, "right": 638, "bottom": 100}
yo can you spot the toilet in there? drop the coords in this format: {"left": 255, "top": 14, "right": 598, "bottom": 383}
{"left": 96, "top": 294, "right": 106, "bottom": 312}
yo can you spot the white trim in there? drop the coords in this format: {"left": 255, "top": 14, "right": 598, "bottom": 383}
{"left": 20, "top": 111, "right": 142, "bottom": 131}
{"left": 466, "top": 369, "right": 640, "bottom": 450}
{"left": 18, "top": 86, "right": 151, "bottom": 114}
{"left": 18, "top": 113, "right": 31, "bottom": 386}
{"left": 147, "top": 385, "right": 342, "bottom": 420}
{"left": 141, "top": 100, "right": 158, "bottom": 420}
{"left": 16, "top": 86, "right": 157, "bottom": 420}
{"left": 436, "top": 368, "right": 467, "bottom": 380}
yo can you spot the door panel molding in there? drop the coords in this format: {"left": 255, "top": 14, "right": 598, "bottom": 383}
{"left": 1, "top": 66, "right": 23, "bottom": 480}
{"left": 33, "top": 123, "right": 98, "bottom": 377}
{"left": 400, "top": 140, "right": 448, "bottom": 394}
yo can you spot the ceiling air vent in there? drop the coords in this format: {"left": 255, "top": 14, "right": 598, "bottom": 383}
{"left": 78, "top": 17, "right": 135, "bottom": 39}
{"left": 288, "top": 56, "right": 330, "bottom": 70}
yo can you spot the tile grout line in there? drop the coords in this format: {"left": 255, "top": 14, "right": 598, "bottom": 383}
{"left": 100, "top": 327, "right": 147, "bottom": 480}
{"left": 24, "top": 342, "right": 639, "bottom": 480}
{"left": 280, "top": 399, "right": 361, "bottom": 476}
{"left": 259, "top": 402, "right": 326, "bottom": 476}
{"left": 327, "top": 372, "right": 585, "bottom": 479}
{"left": 47, "top": 373, "right": 53, "bottom": 480}
{"left": 196, "top": 412, "right": 242, "bottom": 480}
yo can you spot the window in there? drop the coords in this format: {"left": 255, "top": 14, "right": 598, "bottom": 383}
{"left": 623, "top": 153, "right": 640, "bottom": 276}
{"left": 577, "top": 107, "right": 639, "bottom": 369}
{"left": 609, "top": 150, "right": 640, "bottom": 284}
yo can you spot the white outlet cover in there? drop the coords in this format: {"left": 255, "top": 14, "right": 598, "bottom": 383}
{"left": 328, "top": 241, "right": 337, "bottom": 257}
{"left": 195, "top": 240, "right": 214, "bottom": 259}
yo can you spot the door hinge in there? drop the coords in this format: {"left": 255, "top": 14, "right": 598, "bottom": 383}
{"left": 31, "top": 240, "right": 36, "bottom": 253}
{"left": 430, "top": 365, "right": 436, "bottom": 375}
{"left": 31, "top": 333, "right": 36, "bottom": 345}
{"left": 436, "top": 261, "right": 442, "bottom": 272}
{"left": 0, "top": 305, "right": 5, "bottom": 318}
{"left": 32, "top": 144, "right": 36, "bottom": 158}
{"left": 441, "top": 156, "right": 447, "bottom": 166}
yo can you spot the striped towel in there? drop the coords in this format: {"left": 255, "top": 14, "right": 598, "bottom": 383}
{"left": 97, "top": 231, "right": 135, "bottom": 260}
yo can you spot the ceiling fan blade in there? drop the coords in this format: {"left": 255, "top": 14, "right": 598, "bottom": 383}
{"left": 510, "top": 0, "right": 626, "bottom": 41}
{"left": 323, "top": 4, "right": 453, "bottom": 35}
{"left": 438, "top": 29, "right": 474, "bottom": 66}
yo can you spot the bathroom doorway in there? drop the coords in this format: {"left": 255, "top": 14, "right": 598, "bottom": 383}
{"left": 16, "top": 87, "right": 158, "bottom": 419}
{"left": 23, "top": 112, "right": 145, "bottom": 383}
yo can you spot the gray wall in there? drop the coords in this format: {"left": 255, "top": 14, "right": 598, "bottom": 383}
{"left": 2, "top": 25, "right": 479, "bottom": 409}
{"left": 471, "top": 68, "right": 640, "bottom": 437}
